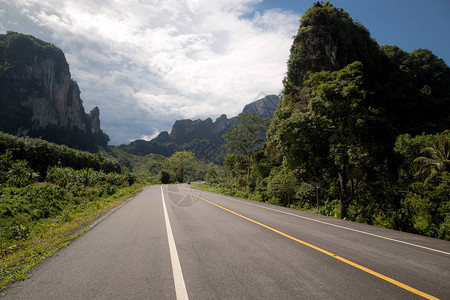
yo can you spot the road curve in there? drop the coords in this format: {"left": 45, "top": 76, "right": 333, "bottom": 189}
{"left": 3, "top": 184, "right": 450, "bottom": 299}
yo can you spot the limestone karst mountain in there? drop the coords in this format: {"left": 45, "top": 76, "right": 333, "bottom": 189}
{"left": 0, "top": 32, "right": 108, "bottom": 151}
{"left": 118, "top": 94, "right": 280, "bottom": 162}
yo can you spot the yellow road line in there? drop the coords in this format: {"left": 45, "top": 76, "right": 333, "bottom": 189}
{"left": 185, "top": 191, "right": 439, "bottom": 300}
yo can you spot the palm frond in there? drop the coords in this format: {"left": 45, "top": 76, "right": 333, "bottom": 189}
{"left": 413, "top": 135, "right": 450, "bottom": 183}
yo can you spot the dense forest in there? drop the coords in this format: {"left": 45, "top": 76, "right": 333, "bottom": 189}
{"left": 201, "top": 2, "right": 450, "bottom": 240}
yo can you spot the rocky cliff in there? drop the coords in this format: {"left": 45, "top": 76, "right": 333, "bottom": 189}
{"left": 162, "top": 94, "right": 279, "bottom": 146}
{"left": 119, "top": 95, "right": 279, "bottom": 161}
{"left": 0, "top": 32, "right": 108, "bottom": 151}
{"left": 242, "top": 94, "right": 279, "bottom": 119}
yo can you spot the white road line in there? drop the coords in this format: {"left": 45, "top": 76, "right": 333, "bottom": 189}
{"left": 202, "top": 191, "right": 450, "bottom": 256}
{"left": 161, "top": 186, "right": 189, "bottom": 300}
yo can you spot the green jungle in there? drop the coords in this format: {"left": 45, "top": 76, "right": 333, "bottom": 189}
{"left": 198, "top": 3, "right": 450, "bottom": 242}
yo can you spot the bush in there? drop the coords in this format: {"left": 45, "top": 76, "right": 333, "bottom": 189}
{"left": 0, "top": 165, "right": 138, "bottom": 248}
{"left": 6, "top": 160, "right": 36, "bottom": 188}
{"left": 4, "top": 224, "right": 31, "bottom": 241}
{"left": 321, "top": 199, "right": 340, "bottom": 217}
{"left": 267, "top": 197, "right": 280, "bottom": 206}
{"left": 159, "top": 170, "right": 171, "bottom": 184}
{"left": 46, "top": 167, "right": 132, "bottom": 188}
{"left": 294, "top": 182, "right": 316, "bottom": 209}
{"left": 0, "top": 132, "right": 121, "bottom": 176}
{"left": 267, "top": 167, "right": 297, "bottom": 207}
{"left": 438, "top": 218, "right": 450, "bottom": 240}
{"left": 402, "top": 172, "right": 450, "bottom": 239}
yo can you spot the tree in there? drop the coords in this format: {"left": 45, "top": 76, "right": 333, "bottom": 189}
{"left": 222, "top": 113, "right": 269, "bottom": 188}
{"left": 308, "top": 62, "right": 397, "bottom": 219}
{"left": 205, "top": 163, "right": 225, "bottom": 185}
{"left": 160, "top": 170, "right": 171, "bottom": 184}
{"left": 162, "top": 151, "right": 196, "bottom": 183}
{"left": 270, "top": 61, "right": 394, "bottom": 219}
{"left": 267, "top": 106, "right": 331, "bottom": 211}
{"left": 223, "top": 153, "right": 247, "bottom": 187}
{"left": 414, "top": 135, "right": 450, "bottom": 184}
{"left": 380, "top": 46, "right": 450, "bottom": 136}
{"left": 267, "top": 166, "right": 298, "bottom": 207}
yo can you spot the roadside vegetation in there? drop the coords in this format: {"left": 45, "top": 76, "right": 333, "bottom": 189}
{"left": 107, "top": 146, "right": 165, "bottom": 180}
{"left": 0, "top": 133, "right": 156, "bottom": 290}
{"left": 159, "top": 150, "right": 208, "bottom": 184}
{"left": 197, "top": 130, "right": 450, "bottom": 240}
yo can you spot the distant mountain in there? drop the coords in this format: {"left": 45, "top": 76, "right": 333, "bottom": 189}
{"left": 0, "top": 32, "right": 109, "bottom": 152}
{"left": 242, "top": 94, "right": 279, "bottom": 118}
{"left": 118, "top": 95, "right": 279, "bottom": 162}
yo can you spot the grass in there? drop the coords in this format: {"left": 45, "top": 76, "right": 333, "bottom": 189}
{"left": 0, "top": 183, "right": 147, "bottom": 291}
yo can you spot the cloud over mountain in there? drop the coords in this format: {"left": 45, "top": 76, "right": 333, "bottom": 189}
{"left": 0, "top": 0, "right": 299, "bottom": 144}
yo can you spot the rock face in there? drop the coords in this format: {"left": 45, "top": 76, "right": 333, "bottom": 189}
{"left": 89, "top": 107, "right": 101, "bottom": 134}
{"left": 168, "top": 116, "right": 234, "bottom": 145}
{"left": 119, "top": 95, "right": 279, "bottom": 161}
{"left": 163, "top": 94, "right": 279, "bottom": 145}
{"left": 0, "top": 32, "right": 108, "bottom": 151}
{"left": 242, "top": 95, "right": 279, "bottom": 119}
{"left": 161, "top": 94, "right": 279, "bottom": 146}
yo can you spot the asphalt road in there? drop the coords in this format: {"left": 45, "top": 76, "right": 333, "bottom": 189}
{"left": 3, "top": 184, "right": 450, "bottom": 299}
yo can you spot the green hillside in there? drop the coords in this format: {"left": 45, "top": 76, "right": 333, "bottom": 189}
{"left": 206, "top": 2, "right": 450, "bottom": 240}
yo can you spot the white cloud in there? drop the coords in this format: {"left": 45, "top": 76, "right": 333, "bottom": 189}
{"left": 130, "top": 128, "right": 161, "bottom": 142}
{"left": 0, "top": 0, "right": 300, "bottom": 144}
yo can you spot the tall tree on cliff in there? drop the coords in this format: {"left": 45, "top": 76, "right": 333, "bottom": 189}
{"left": 268, "top": 2, "right": 396, "bottom": 220}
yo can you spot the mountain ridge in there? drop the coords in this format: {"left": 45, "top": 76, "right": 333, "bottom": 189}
{"left": 117, "top": 94, "right": 279, "bottom": 161}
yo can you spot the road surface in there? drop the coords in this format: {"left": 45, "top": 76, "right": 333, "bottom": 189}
{"left": 3, "top": 184, "right": 450, "bottom": 299}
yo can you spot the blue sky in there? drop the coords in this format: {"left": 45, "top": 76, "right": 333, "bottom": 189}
{"left": 256, "top": 0, "right": 450, "bottom": 64}
{"left": 0, "top": 0, "right": 449, "bottom": 145}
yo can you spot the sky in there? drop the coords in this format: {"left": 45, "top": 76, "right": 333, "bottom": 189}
{"left": 0, "top": 0, "right": 449, "bottom": 145}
